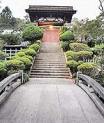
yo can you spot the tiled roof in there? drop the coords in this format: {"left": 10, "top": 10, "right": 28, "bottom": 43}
{"left": 27, "top": 5, "right": 74, "bottom": 11}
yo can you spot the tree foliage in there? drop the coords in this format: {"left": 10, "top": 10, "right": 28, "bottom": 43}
{"left": 0, "top": 6, "right": 16, "bottom": 29}
{"left": 71, "top": 16, "right": 104, "bottom": 44}
{"left": 99, "top": 0, "right": 104, "bottom": 13}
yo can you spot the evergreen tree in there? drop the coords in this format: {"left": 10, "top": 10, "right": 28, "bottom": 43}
{"left": 0, "top": 6, "right": 16, "bottom": 28}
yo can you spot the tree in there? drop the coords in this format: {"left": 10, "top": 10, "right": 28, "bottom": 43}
{"left": 99, "top": 0, "right": 104, "bottom": 13}
{"left": 71, "top": 18, "right": 88, "bottom": 42}
{"left": 0, "top": 6, "right": 16, "bottom": 28}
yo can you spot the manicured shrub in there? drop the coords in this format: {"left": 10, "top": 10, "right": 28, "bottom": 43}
{"left": 12, "top": 55, "right": 33, "bottom": 62}
{"left": 29, "top": 43, "right": 40, "bottom": 52}
{"left": 24, "top": 55, "right": 33, "bottom": 61}
{"left": 66, "top": 60, "right": 78, "bottom": 73}
{"left": 91, "top": 44, "right": 104, "bottom": 55}
{"left": 77, "top": 62, "right": 97, "bottom": 76}
{"left": 0, "top": 51, "right": 7, "bottom": 60}
{"left": 0, "top": 62, "right": 7, "bottom": 80}
{"left": 22, "top": 25, "right": 43, "bottom": 43}
{"left": 69, "top": 43, "right": 91, "bottom": 52}
{"left": 24, "top": 48, "right": 37, "bottom": 57}
{"left": 77, "top": 51, "right": 93, "bottom": 60}
{"left": 61, "top": 41, "right": 70, "bottom": 51}
{"left": 5, "top": 59, "right": 25, "bottom": 71}
{"left": 60, "top": 31, "right": 74, "bottom": 41}
{"left": 66, "top": 51, "right": 78, "bottom": 61}
{"left": 67, "top": 56, "right": 73, "bottom": 61}
{"left": 15, "top": 57, "right": 32, "bottom": 70}
{"left": 95, "top": 71, "right": 104, "bottom": 87}
{"left": 91, "top": 47, "right": 102, "bottom": 55}
{"left": 16, "top": 52, "right": 26, "bottom": 57}
{"left": 0, "top": 33, "right": 21, "bottom": 45}
{"left": 78, "top": 61, "right": 84, "bottom": 65}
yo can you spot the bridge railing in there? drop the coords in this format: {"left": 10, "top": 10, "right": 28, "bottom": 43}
{"left": 0, "top": 71, "right": 24, "bottom": 105}
{"left": 76, "top": 71, "right": 104, "bottom": 100}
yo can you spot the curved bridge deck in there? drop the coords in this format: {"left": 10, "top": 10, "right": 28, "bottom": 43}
{"left": 0, "top": 28, "right": 104, "bottom": 123}
{"left": 0, "top": 78, "right": 104, "bottom": 123}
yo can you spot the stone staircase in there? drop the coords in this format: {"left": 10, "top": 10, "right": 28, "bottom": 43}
{"left": 30, "top": 42, "right": 71, "bottom": 79}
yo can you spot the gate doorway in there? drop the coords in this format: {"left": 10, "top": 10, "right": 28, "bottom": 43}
{"left": 42, "top": 27, "right": 60, "bottom": 42}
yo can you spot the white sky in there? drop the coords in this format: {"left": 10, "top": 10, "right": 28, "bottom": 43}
{"left": 1, "top": 0, "right": 101, "bottom": 20}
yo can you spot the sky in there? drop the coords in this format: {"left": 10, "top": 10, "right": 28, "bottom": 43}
{"left": 0, "top": 0, "right": 101, "bottom": 20}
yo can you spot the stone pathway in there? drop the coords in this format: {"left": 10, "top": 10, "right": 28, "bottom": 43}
{"left": 30, "top": 42, "right": 72, "bottom": 80}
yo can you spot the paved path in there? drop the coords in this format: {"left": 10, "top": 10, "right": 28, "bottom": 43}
{"left": 30, "top": 42, "right": 71, "bottom": 79}
{"left": 0, "top": 79, "right": 104, "bottom": 123}
{"left": 0, "top": 28, "right": 104, "bottom": 123}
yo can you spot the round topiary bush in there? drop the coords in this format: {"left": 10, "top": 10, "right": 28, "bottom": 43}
{"left": 67, "top": 56, "right": 73, "bottom": 61}
{"left": 66, "top": 60, "right": 78, "bottom": 73}
{"left": 5, "top": 59, "right": 25, "bottom": 71}
{"left": 77, "top": 51, "right": 93, "bottom": 60}
{"left": 22, "top": 25, "right": 43, "bottom": 43}
{"left": 29, "top": 43, "right": 40, "bottom": 52}
{"left": 77, "top": 62, "right": 97, "bottom": 77}
{"left": 60, "top": 31, "right": 74, "bottom": 41}
{"left": 66, "top": 51, "right": 78, "bottom": 61}
{"left": 24, "top": 55, "right": 33, "bottom": 61}
{"left": 16, "top": 52, "right": 26, "bottom": 57}
{"left": 15, "top": 57, "right": 32, "bottom": 70}
{"left": 0, "top": 62, "right": 7, "bottom": 80}
{"left": 69, "top": 43, "right": 91, "bottom": 52}
{"left": 24, "top": 48, "right": 37, "bottom": 57}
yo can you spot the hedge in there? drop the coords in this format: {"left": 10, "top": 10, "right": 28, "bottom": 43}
{"left": 5, "top": 59, "right": 25, "bottom": 71}
{"left": 29, "top": 43, "right": 40, "bottom": 52}
{"left": 66, "top": 60, "right": 78, "bottom": 73}
{"left": 77, "top": 62, "right": 97, "bottom": 77}
{"left": 69, "top": 43, "right": 91, "bottom": 52}
{"left": 15, "top": 57, "right": 32, "bottom": 70}
{"left": 23, "top": 48, "right": 37, "bottom": 57}
{"left": 77, "top": 51, "right": 93, "bottom": 60}
{"left": 66, "top": 50, "right": 93, "bottom": 61}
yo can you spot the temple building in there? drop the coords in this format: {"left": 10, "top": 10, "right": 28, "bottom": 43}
{"left": 26, "top": 5, "right": 76, "bottom": 25}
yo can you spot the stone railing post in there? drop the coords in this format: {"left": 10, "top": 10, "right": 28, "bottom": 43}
{"left": 76, "top": 71, "right": 82, "bottom": 85}
{"left": 20, "top": 70, "right": 24, "bottom": 84}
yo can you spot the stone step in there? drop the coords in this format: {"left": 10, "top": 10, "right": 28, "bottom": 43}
{"left": 34, "top": 62, "right": 65, "bottom": 64}
{"left": 30, "top": 75, "right": 70, "bottom": 79}
{"left": 36, "top": 58, "right": 65, "bottom": 62}
{"left": 33, "top": 65, "right": 66, "bottom": 67}
{"left": 29, "top": 42, "right": 71, "bottom": 79}
{"left": 31, "top": 70, "right": 69, "bottom": 73}
{"left": 32, "top": 66, "right": 67, "bottom": 69}
{"left": 34, "top": 61, "right": 65, "bottom": 63}
{"left": 30, "top": 72, "right": 70, "bottom": 76}
{"left": 32, "top": 68, "right": 69, "bottom": 70}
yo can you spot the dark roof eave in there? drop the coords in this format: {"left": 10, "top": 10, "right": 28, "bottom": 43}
{"left": 25, "top": 9, "right": 76, "bottom": 14}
